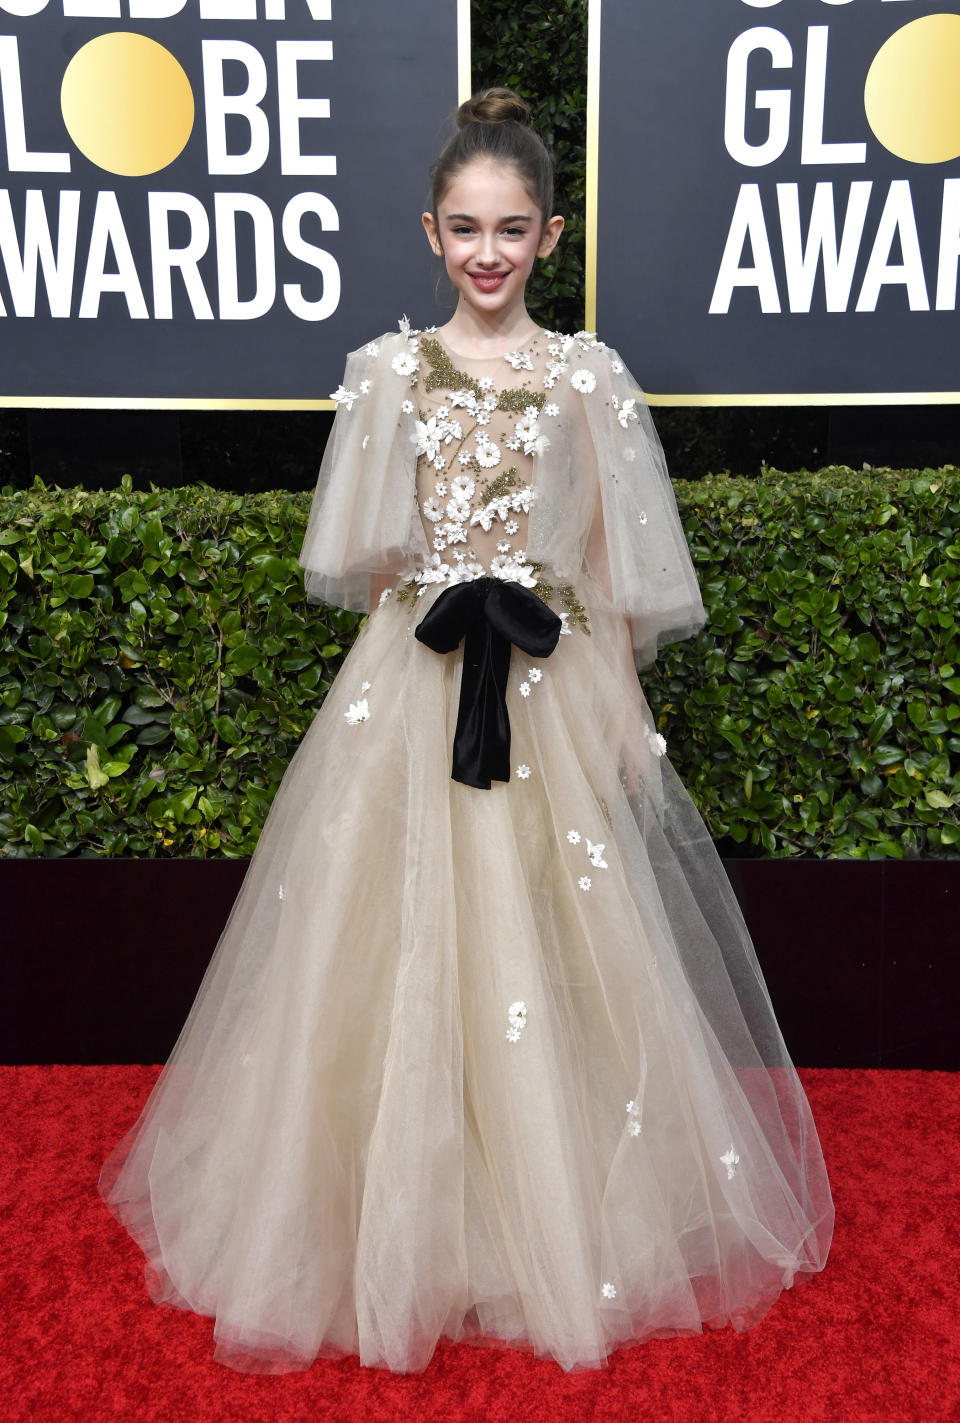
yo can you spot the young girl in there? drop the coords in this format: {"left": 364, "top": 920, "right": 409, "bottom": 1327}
{"left": 99, "top": 88, "right": 834, "bottom": 1376}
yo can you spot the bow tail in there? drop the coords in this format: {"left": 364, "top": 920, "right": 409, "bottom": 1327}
{"left": 453, "top": 620, "right": 512, "bottom": 788}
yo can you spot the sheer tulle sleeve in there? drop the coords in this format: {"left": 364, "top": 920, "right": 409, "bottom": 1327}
{"left": 298, "top": 334, "right": 429, "bottom": 612}
{"left": 573, "top": 344, "right": 707, "bottom": 670}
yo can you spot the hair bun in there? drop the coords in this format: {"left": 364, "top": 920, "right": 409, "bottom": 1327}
{"left": 456, "top": 87, "right": 531, "bottom": 128}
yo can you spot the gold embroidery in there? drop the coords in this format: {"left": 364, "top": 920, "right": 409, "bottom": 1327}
{"left": 528, "top": 562, "right": 591, "bottom": 635}
{"left": 421, "top": 337, "right": 544, "bottom": 414}
{"left": 483, "top": 466, "right": 521, "bottom": 502}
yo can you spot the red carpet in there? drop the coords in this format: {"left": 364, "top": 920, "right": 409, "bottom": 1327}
{"left": 2, "top": 1067, "right": 958, "bottom": 1423}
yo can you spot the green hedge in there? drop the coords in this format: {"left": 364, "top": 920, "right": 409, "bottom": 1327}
{"left": 1, "top": 469, "right": 958, "bottom": 859}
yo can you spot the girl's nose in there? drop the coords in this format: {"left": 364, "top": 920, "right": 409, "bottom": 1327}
{"left": 476, "top": 233, "right": 499, "bottom": 266}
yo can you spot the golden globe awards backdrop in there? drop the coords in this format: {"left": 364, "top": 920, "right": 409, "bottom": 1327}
{"left": 586, "top": 0, "right": 960, "bottom": 405}
{"left": 0, "top": 0, "right": 469, "bottom": 408}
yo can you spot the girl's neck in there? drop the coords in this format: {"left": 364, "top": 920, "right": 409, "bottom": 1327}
{"left": 435, "top": 305, "right": 541, "bottom": 361}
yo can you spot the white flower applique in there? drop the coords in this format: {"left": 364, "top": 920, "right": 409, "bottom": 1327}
{"left": 401, "top": 399, "right": 415, "bottom": 415}
{"left": 516, "top": 764, "right": 531, "bottom": 780}
{"left": 492, "top": 560, "right": 536, "bottom": 588}
{"left": 277, "top": 883, "right": 285, "bottom": 901}
{"left": 363, "top": 341, "right": 381, "bottom": 357}
{"left": 567, "top": 827, "right": 610, "bottom": 876}
{"left": 473, "top": 434, "right": 502, "bottom": 470}
{"left": 344, "top": 681, "right": 372, "bottom": 725}
{"left": 505, "top": 999, "right": 528, "bottom": 1043}
{"left": 515, "top": 406, "right": 550, "bottom": 457}
{"left": 392, "top": 350, "right": 420, "bottom": 378}
{"left": 578, "top": 876, "right": 592, "bottom": 892}
{"left": 518, "top": 666, "right": 544, "bottom": 699}
{"left": 610, "top": 394, "right": 638, "bottom": 429}
{"left": 600, "top": 1282, "right": 617, "bottom": 1300}
{"left": 646, "top": 726, "right": 668, "bottom": 756}
{"left": 412, "top": 414, "right": 462, "bottom": 462}
{"left": 378, "top": 587, "right": 394, "bottom": 607}
{"left": 721, "top": 1146, "right": 740, "bottom": 1179}
{"left": 504, "top": 349, "right": 534, "bottom": 371}
{"left": 331, "top": 385, "right": 359, "bottom": 410}
{"left": 586, "top": 839, "right": 608, "bottom": 868}
{"left": 626, "top": 1100, "right": 642, "bottom": 1137}
{"left": 571, "top": 368, "right": 597, "bottom": 394}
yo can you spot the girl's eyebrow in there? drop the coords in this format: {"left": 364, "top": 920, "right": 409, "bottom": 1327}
{"left": 444, "top": 213, "right": 534, "bottom": 223}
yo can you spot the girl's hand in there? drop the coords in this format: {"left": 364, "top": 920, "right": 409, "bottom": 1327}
{"left": 367, "top": 572, "right": 395, "bottom": 615}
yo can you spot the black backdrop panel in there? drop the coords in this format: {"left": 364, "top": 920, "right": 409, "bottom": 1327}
{"left": 592, "top": 0, "right": 960, "bottom": 402}
{"left": 0, "top": 2, "right": 463, "bottom": 404}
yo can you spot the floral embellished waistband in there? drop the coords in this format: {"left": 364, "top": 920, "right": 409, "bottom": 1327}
{"left": 395, "top": 558, "right": 590, "bottom": 636}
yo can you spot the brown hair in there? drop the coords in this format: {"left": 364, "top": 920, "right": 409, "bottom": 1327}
{"left": 428, "top": 87, "right": 555, "bottom": 224}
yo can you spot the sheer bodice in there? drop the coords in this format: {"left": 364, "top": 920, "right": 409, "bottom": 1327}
{"left": 411, "top": 330, "right": 548, "bottom": 582}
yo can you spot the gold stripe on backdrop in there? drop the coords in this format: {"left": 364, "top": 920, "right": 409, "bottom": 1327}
{"left": 458, "top": 0, "right": 472, "bottom": 103}
{"left": 648, "top": 390, "right": 960, "bottom": 407}
{"left": 584, "top": 0, "right": 601, "bottom": 336}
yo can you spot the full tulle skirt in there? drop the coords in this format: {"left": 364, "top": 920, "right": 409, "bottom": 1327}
{"left": 98, "top": 583, "right": 834, "bottom": 1374}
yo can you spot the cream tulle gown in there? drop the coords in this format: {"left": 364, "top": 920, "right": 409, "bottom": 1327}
{"left": 98, "top": 323, "right": 834, "bottom": 1374}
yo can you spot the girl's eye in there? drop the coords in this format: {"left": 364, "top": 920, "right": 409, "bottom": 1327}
{"left": 504, "top": 228, "right": 527, "bottom": 237}
{"left": 451, "top": 226, "right": 474, "bottom": 236}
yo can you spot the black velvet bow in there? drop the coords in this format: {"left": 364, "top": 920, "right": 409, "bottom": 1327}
{"left": 414, "top": 577, "right": 562, "bottom": 788}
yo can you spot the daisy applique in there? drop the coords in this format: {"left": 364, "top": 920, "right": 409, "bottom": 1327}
{"left": 391, "top": 349, "right": 419, "bottom": 379}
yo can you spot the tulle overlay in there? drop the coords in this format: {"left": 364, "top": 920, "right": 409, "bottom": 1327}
{"left": 99, "top": 577, "right": 834, "bottom": 1374}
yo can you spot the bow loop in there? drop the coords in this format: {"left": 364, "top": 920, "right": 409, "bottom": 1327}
{"left": 415, "top": 577, "right": 562, "bottom": 788}
{"left": 484, "top": 581, "right": 565, "bottom": 659}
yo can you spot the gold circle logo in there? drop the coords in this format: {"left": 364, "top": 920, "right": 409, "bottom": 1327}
{"left": 865, "top": 14, "right": 960, "bottom": 165}
{"left": 61, "top": 32, "right": 194, "bottom": 177}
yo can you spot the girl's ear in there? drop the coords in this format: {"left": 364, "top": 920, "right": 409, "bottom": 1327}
{"left": 537, "top": 214, "right": 565, "bottom": 261}
{"left": 422, "top": 211, "right": 443, "bottom": 257}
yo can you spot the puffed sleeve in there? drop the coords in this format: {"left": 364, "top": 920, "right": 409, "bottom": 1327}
{"left": 298, "top": 333, "right": 429, "bottom": 612}
{"left": 570, "top": 341, "right": 706, "bottom": 670}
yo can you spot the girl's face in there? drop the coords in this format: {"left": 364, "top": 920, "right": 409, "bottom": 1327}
{"left": 422, "top": 158, "right": 563, "bottom": 327}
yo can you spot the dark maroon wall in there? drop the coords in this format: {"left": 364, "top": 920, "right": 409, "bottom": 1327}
{"left": 3, "top": 859, "right": 957, "bottom": 1068}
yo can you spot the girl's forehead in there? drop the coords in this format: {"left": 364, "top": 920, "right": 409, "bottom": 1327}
{"left": 437, "top": 159, "right": 532, "bottom": 210}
